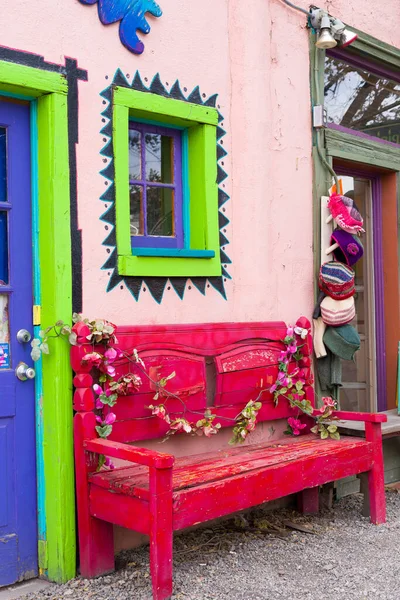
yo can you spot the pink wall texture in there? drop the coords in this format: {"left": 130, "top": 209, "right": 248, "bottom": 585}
{"left": 2, "top": 0, "right": 399, "bottom": 328}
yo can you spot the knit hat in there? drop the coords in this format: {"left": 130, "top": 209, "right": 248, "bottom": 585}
{"left": 330, "top": 230, "right": 364, "bottom": 267}
{"left": 323, "top": 325, "right": 360, "bottom": 361}
{"left": 318, "top": 262, "right": 355, "bottom": 300}
{"left": 320, "top": 296, "right": 355, "bottom": 327}
{"left": 328, "top": 194, "right": 365, "bottom": 235}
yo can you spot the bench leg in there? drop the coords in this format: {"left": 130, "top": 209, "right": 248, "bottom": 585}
{"left": 297, "top": 486, "right": 319, "bottom": 514}
{"left": 365, "top": 423, "right": 386, "bottom": 525}
{"left": 150, "top": 467, "right": 173, "bottom": 600}
{"left": 78, "top": 514, "right": 115, "bottom": 578}
{"left": 74, "top": 413, "right": 115, "bottom": 578}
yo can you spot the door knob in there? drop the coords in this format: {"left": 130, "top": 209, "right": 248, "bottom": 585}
{"left": 16, "top": 329, "right": 32, "bottom": 343}
{"left": 15, "top": 362, "right": 36, "bottom": 381}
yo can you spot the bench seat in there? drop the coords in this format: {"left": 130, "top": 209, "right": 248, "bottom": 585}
{"left": 88, "top": 434, "right": 374, "bottom": 533}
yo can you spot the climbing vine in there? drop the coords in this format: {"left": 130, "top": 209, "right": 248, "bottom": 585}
{"left": 31, "top": 317, "right": 339, "bottom": 471}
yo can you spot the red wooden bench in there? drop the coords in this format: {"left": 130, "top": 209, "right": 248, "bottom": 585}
{"left": 71, "top": 318, "right": 386, "bottom": 600}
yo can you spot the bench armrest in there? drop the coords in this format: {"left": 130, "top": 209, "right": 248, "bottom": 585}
{"left": 83, "top": 438, "right": 175, "bottom": 468}
{"left": 331, "top": 411, "right": 387, "bottom": 423}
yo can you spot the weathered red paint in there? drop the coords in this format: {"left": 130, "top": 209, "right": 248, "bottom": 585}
{"left": 72, "top": 318, "right": 387, "bottom": 600}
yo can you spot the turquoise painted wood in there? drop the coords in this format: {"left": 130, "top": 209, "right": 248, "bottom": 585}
{"left": 30, "top": 99, "right": 46, "bottom": 547}
{"left": 0, "top": 99, "right": 37, "bottom": 585}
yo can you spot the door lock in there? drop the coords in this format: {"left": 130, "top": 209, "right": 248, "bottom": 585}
{"left": 16, "top": 329, "right": 32, "bottom": 344}
{"left": 15, "top": 362, "right": 36, "bottom": 381}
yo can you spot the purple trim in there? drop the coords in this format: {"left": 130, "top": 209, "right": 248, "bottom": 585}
{"left": 328, "top": 123, "right": 400, "bottom": 149}
{"left": 371, "top": 177, "right": 387, "bottom": 413}
{"left": 327, "top": 48, "right": 400, "bottom": 83}
{"left": 336, "top": 166, "right": 387, "bottom": 412}
{"left": 129, "top": 121, "right": 183, "bottom": 249}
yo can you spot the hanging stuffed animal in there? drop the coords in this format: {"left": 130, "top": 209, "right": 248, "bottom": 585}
{"left": 326, "top": 193, "right": 365, "bottom": 235}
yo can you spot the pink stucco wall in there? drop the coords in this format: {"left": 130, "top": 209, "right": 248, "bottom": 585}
{"left": 2, "top": 0, "right": 399, "bottom": 327}
{"left": 2, "top": 0, "right": 399, "bottom": 553}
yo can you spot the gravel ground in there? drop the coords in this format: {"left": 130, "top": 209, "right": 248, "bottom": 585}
{"left": 20, "top": 490, "right": 400, "bottom": 600}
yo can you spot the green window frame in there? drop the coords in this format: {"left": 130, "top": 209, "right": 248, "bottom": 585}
{"left": 113, "top": 86, "right": 222, "bottom": 277}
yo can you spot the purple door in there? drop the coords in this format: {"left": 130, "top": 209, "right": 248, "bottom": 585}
{"left": 0, "top": 99, "right": 37, "bottom": 585}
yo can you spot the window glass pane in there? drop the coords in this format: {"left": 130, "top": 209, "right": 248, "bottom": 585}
{"left": 325, "top": 56, "right": 400, "bottom": 144}
{"left": 129, "top": 130, "right": 141, "bottom": 181}
{"left": 0, "top": 128, "right": 6, "bottom": 202}
{"left": 130, "top": 185, "right": 144, "bottom": 236}
{"left": 147, "top": 187, "right": 174, "bottom": 237}
{"left": 339, "top": 388, "right": 369, "bottom": 412}
{"left": 145, "top": 134, "right": 173, "bottom": 183}
{"left": 0, "top": 211, "right": 8, "bottom": 285}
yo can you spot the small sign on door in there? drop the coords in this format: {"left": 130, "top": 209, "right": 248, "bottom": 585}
{"left": 0, "top": 343, "right": 10, "bottom": 369}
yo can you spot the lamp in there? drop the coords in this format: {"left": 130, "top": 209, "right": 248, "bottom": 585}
{"left": 310, "top": 8, "right": 358, "bottom": 49}
{"left": 316, "top": 15, "right": 337, "bottom": 49}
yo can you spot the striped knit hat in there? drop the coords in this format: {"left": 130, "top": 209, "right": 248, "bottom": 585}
{"left": 320, "top": 296, "right": 355, "bottom": 326}
{"left": 318, "top": 261, "right": 355, "bottom": 300}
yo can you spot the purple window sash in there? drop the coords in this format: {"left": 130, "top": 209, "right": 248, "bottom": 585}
{"left": 335, "top": 166, "right": 387, "bottom": 412}
{"left": 325, "top": 49, "right": 400, "bottom": 149}
{"left": 129, "top": 121, "right": 183, "bottom": 249}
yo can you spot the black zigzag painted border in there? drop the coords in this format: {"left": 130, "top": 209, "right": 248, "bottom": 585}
{"left": 99, "top": 69, "right": 231, "bottom": 304}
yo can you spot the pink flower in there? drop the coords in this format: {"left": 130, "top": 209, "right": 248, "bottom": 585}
{"left": 82, "top": 352, "right": 103, "bottom": 367}
{"left": 287, "top": 343, "right": 297, "bottom": 354}
{"left": 105, "top": 365, "right": 116, "bottom": 377}
{"left": 104, "top": 412, "right": 116, "bottom": 425}
{"left": 104, "top": 347, "right": 122, "bottom": 363}
{"left": 95, "top": 398, "right": 103, "bottom": 409}
{"left": 93, "top": 384, "right": 102, "bottom": 395}
{"left": 320, "top": 396, "right": 336, "bottom": 413}
{"left": 105, "top": 457, "right": 115, "bottom": 470}
{"left": 287, "top": 417, "right": 306, "bottom": 435}
{"left": 95, "top": 415, "right": 102, "bottom": 423}
{"left": 279, "top": 350, "right": 288, "bottom": 362}
{"left": 270, "top": 383, "right": 277, "bottom": 393}
{"left": 286, "top": 326, "right": 294, "bottom": 337}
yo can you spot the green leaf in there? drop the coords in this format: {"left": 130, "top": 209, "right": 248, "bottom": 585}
{"left": 295, "top": 381, "right": 303, "bottom": 391}
{"left": 100, "top": 393, "right": 117, "bottom": 407}
{"left": 96, "top": 454, "right": 106, "bottom": 471}
{"left": 327, "top": 424, "right": 337, "bottom": 434}
{"left": 95, "top": 425, "right": 112, "bottom": 439}
{"left": 40, "top": 342, "right": 49, "bottom": 355}
{"left": 31, "top": 346, "right": 41, "bottom": 362}
{"left": 61, "top": 325, "right": 71, "bottom": 335}
{"left": 55, "top": 320, "right": 64, "bottom": 327}
{"left": 330, "top": 431, "right": 340, "bottom": 440}
{"left": 45, "top": 325, "right": 53, "bottom": 334}
{"left": 72, "top": 313, "right": 82, "bottom": 323}
{"left": 320, "top": 428, "right": 329, "bottom": 440}
{"left": 39, "top": 330, "right": 45, "bottom": 339}
{"left": 31, "top": 338, "right": 40, "bottom": 347}
{"left": 310, "top": 425, "right": 319, "bottom": 434}
{"left": 69, "top": 332, "right": 78, "bottom": 346}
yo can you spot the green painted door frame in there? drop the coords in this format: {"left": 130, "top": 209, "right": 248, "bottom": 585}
{"left": 0, "top": 61, "right": 75, "bottom": 582}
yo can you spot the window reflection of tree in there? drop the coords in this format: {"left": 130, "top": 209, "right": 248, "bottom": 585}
{"left": 325, "top": 57, "right": 400, "bottom": 130}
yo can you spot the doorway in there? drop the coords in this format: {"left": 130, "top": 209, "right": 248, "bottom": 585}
{"left": 0, "top": 99, "right": 38, "bottom": 585}
{"left": 335, "top": 171, "right": 386, "bottom": 413}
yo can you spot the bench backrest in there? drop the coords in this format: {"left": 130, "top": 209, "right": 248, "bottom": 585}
{"left": 71, "top": 317, "right": 313, "bottom": 443}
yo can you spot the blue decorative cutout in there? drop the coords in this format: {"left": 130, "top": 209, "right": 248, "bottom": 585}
{"left": 79, "top": 0, "right": 162, "bottom": 54}
{"left": 98, "top": 70, "right": 231, "bottom": 304}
